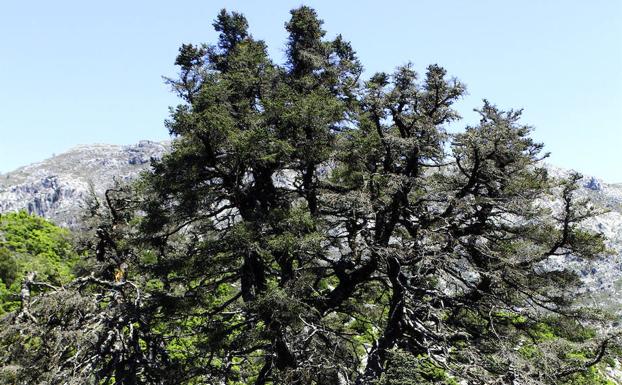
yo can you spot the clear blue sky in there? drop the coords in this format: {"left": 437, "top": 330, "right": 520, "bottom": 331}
{"left": 1, "top": 1, "right": 621, "bottom": 181}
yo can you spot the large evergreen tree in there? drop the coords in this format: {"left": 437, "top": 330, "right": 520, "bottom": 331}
{"left": 1, "top": 7, "right": 619, "bottom": 385}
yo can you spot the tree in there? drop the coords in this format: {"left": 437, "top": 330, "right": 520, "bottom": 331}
{"left": 1, "top": 7, "right": 619, "bottom": 385}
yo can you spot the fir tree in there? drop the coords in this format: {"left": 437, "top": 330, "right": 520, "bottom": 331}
{"left": 1, "top": 7, "right": 619, "bottom": 385}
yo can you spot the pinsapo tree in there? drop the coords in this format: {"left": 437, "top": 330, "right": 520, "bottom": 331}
{"left": 1, "top": 6, "right": 619, "bottom": 385}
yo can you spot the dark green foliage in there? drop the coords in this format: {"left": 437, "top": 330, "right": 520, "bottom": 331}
{"left": 0, "top": 7, "right": 619, "bottom": 385}
{"left": 378, "top": 350, "right": 458, "bottom": 385}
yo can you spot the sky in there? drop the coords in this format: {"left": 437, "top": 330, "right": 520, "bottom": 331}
{"left": 1, "top": 1, "right": 621, "bottom": 181}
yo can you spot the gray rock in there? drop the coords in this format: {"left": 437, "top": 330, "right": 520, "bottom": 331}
{"left": 0, "top": 140, "right": 169, "bottom": 227}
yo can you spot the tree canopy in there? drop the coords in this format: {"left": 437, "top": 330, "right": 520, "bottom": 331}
{"left": 1, "top": 7, "right": 619, "bottom": 385}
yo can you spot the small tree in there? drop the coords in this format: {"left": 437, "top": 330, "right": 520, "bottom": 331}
{"left": 1, "top": 7, "right": 618, "bottom": 385}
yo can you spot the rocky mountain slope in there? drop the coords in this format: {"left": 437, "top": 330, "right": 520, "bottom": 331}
{"left": 545, "top": 167, "right": 622, "bottom": 315}
{"left": 0, "top": 140, "right": 169, "bottom": 227}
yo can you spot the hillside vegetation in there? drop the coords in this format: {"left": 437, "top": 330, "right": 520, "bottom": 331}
{"left": 0, "top": 211, "right": 77, "bottom": 313}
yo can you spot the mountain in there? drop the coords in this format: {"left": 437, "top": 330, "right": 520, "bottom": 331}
{"left": 0, "top": 140, "right": 169, "bottom": 228}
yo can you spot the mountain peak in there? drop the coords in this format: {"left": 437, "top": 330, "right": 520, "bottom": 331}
{"left": 0, "top": 140, "right": 170, "bottom": 227}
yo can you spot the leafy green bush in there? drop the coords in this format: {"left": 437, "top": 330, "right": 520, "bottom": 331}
{"left": 0, "top": 211, "right": 78, "bottom": 313}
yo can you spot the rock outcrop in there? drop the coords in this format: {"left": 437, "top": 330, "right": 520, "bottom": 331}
{"left": 0, "top": 140, "right": 169, "bottom": 227}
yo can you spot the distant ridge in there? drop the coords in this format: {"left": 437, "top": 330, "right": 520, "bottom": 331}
{"left": 0, "top": 140, "right": 169, "bottom": 227}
